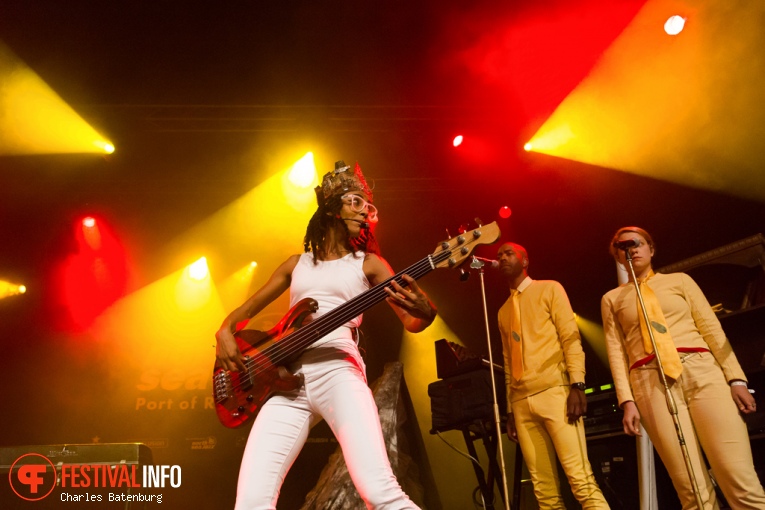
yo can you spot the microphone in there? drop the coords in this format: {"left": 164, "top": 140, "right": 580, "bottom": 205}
{"left": 472, "top": 256, "right": 500, "bottom": 269}
{"left": 613, "top": 239, "right": 640, "bottom": 250}
{"left": 342, "top": 218, "right": 370, "bottom": 229}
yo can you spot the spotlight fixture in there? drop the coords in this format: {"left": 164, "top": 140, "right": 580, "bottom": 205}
{"left": 288, "top": 152, "right": 317, "bottom": 188}
{"left": 189, "top": 257, "right": 209, "bottom": 281}
{"left": 664, "top": 15, "right": 686, "bottom": 35}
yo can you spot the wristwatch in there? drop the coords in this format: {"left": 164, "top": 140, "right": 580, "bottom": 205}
{"left": 571, "top": 382, "right": 586, "bottom": 391}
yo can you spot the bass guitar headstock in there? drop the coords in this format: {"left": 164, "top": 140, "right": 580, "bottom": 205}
{"left": 431, "top": 220, "right": 500, "bottom": 270}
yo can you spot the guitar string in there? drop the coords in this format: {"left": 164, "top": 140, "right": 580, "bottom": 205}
{"left": 219, "top": 258, "right": 436, "bottom": 399}
{"left": 223, "top": 254, "right": 442, "bottom": 394}
{"left": 220, "top": 233, "right": 489, "bottom": 399}
{"left": 266, "top": 252, "right": 444, "bottom": 361}
{"left": 220, "top": 252, "right": 445, "bottom": 398}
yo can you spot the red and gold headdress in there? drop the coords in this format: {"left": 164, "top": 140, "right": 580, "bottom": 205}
{"left": 315, "top": 160, "right": 373, "bottom": 205}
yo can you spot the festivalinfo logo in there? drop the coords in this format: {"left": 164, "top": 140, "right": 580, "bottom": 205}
{"left": 9, "top": 452, "right": 180, "bottom": 504}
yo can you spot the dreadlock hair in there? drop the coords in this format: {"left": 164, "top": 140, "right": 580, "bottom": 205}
{"left": 303, "top": 194, "right": 381, "bottom": 264}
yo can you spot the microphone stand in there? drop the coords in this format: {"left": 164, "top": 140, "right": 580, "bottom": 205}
{"left": 470, "top": 256, "right": 511, "bottom": 510}
{"left": 621, "top": 249, "right": 705, "bottom": 510}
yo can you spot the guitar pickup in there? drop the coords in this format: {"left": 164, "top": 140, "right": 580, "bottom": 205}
{"left": 239, "top": 355, "right": 254, "bottom": 390}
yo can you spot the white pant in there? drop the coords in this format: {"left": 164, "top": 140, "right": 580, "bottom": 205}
{"left": 235, "top": 338, "right": 419, "bottom": 510}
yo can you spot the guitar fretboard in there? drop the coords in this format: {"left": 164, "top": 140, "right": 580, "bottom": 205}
{"left": 265, "top": 249, "right": 452, "bottom": 365}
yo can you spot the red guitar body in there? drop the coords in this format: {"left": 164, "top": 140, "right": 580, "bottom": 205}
{"left": 211, "top": 221, "right": 500, "bottom": 428}
{"left": 212, "top": 298, "right": 318, "bottom": 428}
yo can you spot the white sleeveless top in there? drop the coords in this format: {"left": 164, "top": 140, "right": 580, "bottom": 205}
{"left": 289, "top": 251, "right": 370, "bottom": 350}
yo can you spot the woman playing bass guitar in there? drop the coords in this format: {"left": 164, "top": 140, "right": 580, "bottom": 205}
{"left": 215, "top": 160, "right": 437, "bottom": 510}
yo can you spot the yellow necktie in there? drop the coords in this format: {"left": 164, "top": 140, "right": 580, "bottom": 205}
{"left": 510, "top": 289, "right": 523, "bottom": 381}
{"left": 637, "top": 271, "right": 683, "bottom": 379}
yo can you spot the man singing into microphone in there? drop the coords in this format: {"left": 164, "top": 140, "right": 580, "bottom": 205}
{"left": 496, "top": 243, "right": 609, "bottom": 509}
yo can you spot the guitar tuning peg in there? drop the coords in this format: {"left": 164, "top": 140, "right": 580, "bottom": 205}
{"left": 459, "top": 267, "right": 471, "bottom": 282}
{"left": 457, "top": 224, "right": 468, "bottom": 235}
{"left": 445, "top": 228, "right": 452, "bottom": 239}
{"left": 474, "top": 217, "right": 483, "bottom": 227}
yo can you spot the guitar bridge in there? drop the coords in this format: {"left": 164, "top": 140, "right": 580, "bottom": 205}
{"left": 213, "top": 364, "right": 255, "bottom": 404}
{"left": 213, "top": 370, "right": 232, "bottom": 403}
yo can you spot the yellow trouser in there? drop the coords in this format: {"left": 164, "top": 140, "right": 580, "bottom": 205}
{"left": 630, "top": 351, "right": 765, "bottom": 510}
{"left": 512, "top": 385, "right": 610, "bottom": 510}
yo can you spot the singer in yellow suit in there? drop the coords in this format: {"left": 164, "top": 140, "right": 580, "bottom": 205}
{"left": 601, "top": 226, "right": 764, "bottom": 510}
{"left": 497, "top": 242, "right": 609, "bottom": 510}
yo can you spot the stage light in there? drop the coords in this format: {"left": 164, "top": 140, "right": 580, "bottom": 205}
{"left": 80, "top": 217, "right": 102, "bottom": 250}
{"left": 60, "top": 216, "right": 129, "bottom": 330}
{"left": 188, "top": 257, "right": 209, "bottom": 281}
{"left": 281, "top": 154, "right": 322, "bottom": 212}
{"left": 664, "top": 15, "right": 686, "bottom": 35}
{"left": 0, "top": 281, "right": 26, "bottom": 299}
{"left": 453, "top": 135, "right": 463, "bottom": 147}
{"left": 250, "top": 261, "right": 258, "bottom": 270}
{"left": 287, "top": 152, "right": 317, "bottom": 188}
{"left": 93, "top": 140, "right": 115, "bottom": 154}
{"left": 499, "top": 206, "right": 512, "bottom": 219}
{"left": 523, "top": 142, "right": 532, "bottom": 152}
{"left": 90, "top": 262, "right": 226, "bottom": 368}
{"left": 525, "top": 1, "right": 765, "bottom": 201}
{"left": 526, "top": 124, "right": 575, "bottom": 155}
{"left": 175, "top": 257, "right": 214, "bottom": 311}
{"left": 0, "top": 42, "right": 113, "bottom": 155}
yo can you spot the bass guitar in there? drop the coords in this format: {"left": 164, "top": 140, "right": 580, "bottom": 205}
{"left": 213, "top": 221, "right": 500, "bottom": 427}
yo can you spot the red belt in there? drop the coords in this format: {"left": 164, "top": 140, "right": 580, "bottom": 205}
{"left": 630, "top": 347, "right": 710, "bottom": 371}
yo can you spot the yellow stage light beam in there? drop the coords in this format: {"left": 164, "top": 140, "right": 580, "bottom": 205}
{"left": 91, "top": 263, "right": 225, "bottom": 370}
{"left": 217, "top": 262, "right": 259, "bottom": 313}
{"left": 0, "top": 280, "right": 26, "bottom": 299}
{"left": 94, "top": 141, "right": 115, "bottom": 154}
{"left": 287, "top": 152, "right": 317, "bottom": 188}
{"left": 527, "top": 0, "right": 765, "bottom": 201}
{"left": 398, "top": 318, "right": 459, "bottom": 422}
{"left": 176, "top": 257, "right": 214, "bottom": 312}
{"left": 153, "top": 153, "right": 321, "bottom": 336}
{"left": 282, "top": 152, "right": 320, "bottom": 214}
{"left": 87, "top": 263, "right": 227, "bottom": 422}
{"left": 575, "top": 314, "right": 609, "bottom": 368}
{"left": 160, "top": 153, "right": 321, "bottom": 289}
{"left": 0, "top": 41, "right": 113, "bottom": 155}
{"left": 187, "top": 257, "right": 209, "bottom": 281}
